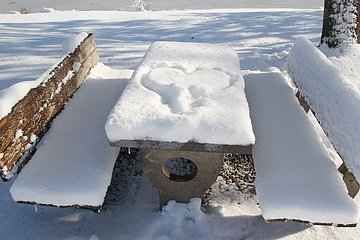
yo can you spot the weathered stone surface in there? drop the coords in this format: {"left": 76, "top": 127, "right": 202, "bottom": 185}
{"left": 140, "top": 149, "right": 224, "bottom": 207}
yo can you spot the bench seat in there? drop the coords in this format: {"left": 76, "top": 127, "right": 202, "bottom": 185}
{"left": 245, "top": 72, "right": 358, "bottom": 226}
{"left": 10, "top": 68, "right": 130, "bottom": 209}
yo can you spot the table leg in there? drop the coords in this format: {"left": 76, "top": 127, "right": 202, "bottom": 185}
{"left": 140, "top": 149, "right": 224, "bottom": 207}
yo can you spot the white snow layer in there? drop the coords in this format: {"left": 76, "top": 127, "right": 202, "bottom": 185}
{"left": 0, "top": 32, "right": 88, "bottom": 120}
{"left": 245, "top": 72, "right": 359, "bottom": 225}
{"left": 10, "top": 63, "right": 132, "bottom": 207}
{"left": 288, "top": 38, "right": 360, "bottom": 182}
{"left": 62, "top": 32, "right": 88, "bottom": 54}
{"left": 105, "top": 41, "right": 255, "bottom": 145}
{"left": 325, "top": 43, "right": 360, "bottom": 88}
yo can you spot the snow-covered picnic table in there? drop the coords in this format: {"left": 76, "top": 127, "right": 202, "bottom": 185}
{"left": 8, "top": 38, "right": 359, "bottom": 227}
{"left": 105, "top": 41, "right": 255, "bottom": 148}
{"left": 105, "top": 41, "right": 255, "bottom": 205}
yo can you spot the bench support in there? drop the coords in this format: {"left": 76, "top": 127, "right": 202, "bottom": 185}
{"left": 338, "top": 163, "right": 360, "bottom": 198}
{"left": 140, "top": 149, "right": 224, "bottom": 207}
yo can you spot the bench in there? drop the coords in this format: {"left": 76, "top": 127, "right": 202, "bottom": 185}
{"left": 245, "top": 72, "right": 358, "bottom": 226}
{"left": 288, "top": 38, "right": 360, "bottom": 198}
{"left": 0, "top": 33, "right": 98, "bottom": 180}
{"left": 105, "top": 41, "right": 255, "bottom": 206}
{"left": 8, "top": 34, "right": 125, "bottom": 210}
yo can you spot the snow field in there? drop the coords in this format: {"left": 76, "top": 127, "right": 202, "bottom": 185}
{"left": 105, "top": 41, "right": 255, "bottom": 145}
{"left": 1, "top": 0, "right": 324, "bottom": 14}
{"left": 288, "top": 38, "right": 360, "bottom": 182}
{"left": 10, "top": 63, "right": 133, "bottom": 207}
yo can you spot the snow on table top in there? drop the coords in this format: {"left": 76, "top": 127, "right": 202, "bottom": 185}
{"left": 10, "top": 63, "right": 132, "bottom": 207}
{"left": 245, "top": 72, "right": 358, "bottom": 225}
{"left": 105, "top": 41, "right": 255, "bottom": 146}
{"left": 288, "top": 38, "right": 360, "bottom": 182}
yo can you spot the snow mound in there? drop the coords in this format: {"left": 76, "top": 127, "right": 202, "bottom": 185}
{"left": 39, "top": 7, "right": 56, "bottom": 13}
{"left": 105, "top": 41, "right": 255, "bottom": 145}
{"left": 245, "top": 72, "right": 359, "bottom": 225}
{"left": 8, "top": 10, "right": 21, "bottom": 14}
{"left": 10, "top": 63, "right": 130, "bottom": 207}
{"left": 158, "top": 198, "right": 206, "bottom": 238}
{"left": 288, "top": 38, "right": 360, "bottom": 182}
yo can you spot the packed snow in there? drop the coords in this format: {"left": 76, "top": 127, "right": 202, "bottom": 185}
{"left": 288, "top": 38, "right": 360, "bottom": 182}
{"left": 1, "top": 4, "right": 360, "bottom": 240}
{"left": 245, "top": 72, "right": 358, "bottom": 225}
{"left": 105, "top": 41, "right": 255, "bottom": 145}
{"left": 10, "top": 63, "right": 133, "bottom": 207}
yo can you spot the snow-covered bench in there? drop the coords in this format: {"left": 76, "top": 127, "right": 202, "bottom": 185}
{"left": 246, "top": 72, "right": 358, "bottom": 226}
{"left": 105, "top": 41, "right": 255, "bottom": 206}
{"left": 288, "top": 38, "right": 360, "bottom": 198}
{"left": 10, "top": 64, "right": 130, "bottom": 211}
{"left": 0, "top": 33, "right": 99, "bottom": 180}
{"left": 9, "top": 34, "right": 120, "bottom": 211}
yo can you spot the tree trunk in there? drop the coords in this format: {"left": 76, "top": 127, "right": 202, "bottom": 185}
{"left": 321, "top": 0, "right": 359, "bottom": 48}
{"left": 358, "top": 0, "right": 360, "bottom": 43}
{"left": 321, "top": 0, "right": 335, "bottom": 47}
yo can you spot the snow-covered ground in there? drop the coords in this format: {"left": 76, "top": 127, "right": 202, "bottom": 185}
{"left": 1, "top": 0, "right": 324, "bottom": 13}
{"left": 1, "top": 3, "right": 360, "bottom": 240}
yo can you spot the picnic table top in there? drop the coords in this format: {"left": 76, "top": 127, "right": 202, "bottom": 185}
{"left": 105, "top": 41, "right": 255, "bottom": 148}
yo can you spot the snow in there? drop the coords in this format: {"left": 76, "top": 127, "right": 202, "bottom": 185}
{"left": 10, "top": 63, "right": 132, "bottom": 207}
{"left": 39, "top": 7, "right": 56, "bottom": 13}
{"left": 0, "top": 32, "right": 88, "bottom": 120}
{"left": 73, "top": 62, "right": 82, "bottom": 73}
{"left": 105, "top": 41, "right": 255, "bottom": 145}
{"left": 0, "top": 77, "right": 43, "bottom": 120}
{"left": 323, "top": 43, "right": 360, "bottom": 88}
{"left": 245, "top": 72, "right": 358, "bottom": 225}
{"left": 30, "top": 134, "right": 38, "bottom": 143}
{"left": 62, "top": 32, "right": 88, "bottom": 54}
{"left": 288, "top": 38, "right": 360, "bottom": 182}
{"left": 14, "top": 129, "right": 24, "bottom": 140}
{"left": 0, "top": 0, "right": 324, "bottom": 13}
{"left": 1, "top": 5, "right": 360, "bottom": 240}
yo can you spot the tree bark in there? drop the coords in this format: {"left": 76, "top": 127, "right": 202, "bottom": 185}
{"left": 321, "top": 0, "right": 334, "bottom": 47}
{"left": 357, "top": 0, "right": 360, "bottom": 43}
{"left": 321, "top": 0, "right": 359, "bottom": 47}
